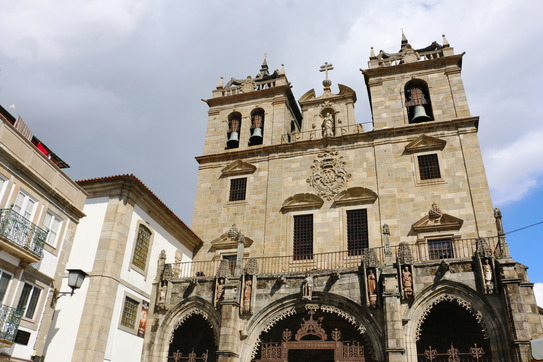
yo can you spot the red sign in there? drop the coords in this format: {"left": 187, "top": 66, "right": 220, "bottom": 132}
{"left": 138, "top": 300, "right": 149, "bottom": 338}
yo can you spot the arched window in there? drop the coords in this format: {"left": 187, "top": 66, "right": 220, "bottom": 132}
{"left": 249, "top": 109, "right": 264, "bottom": 146}
{"left": 405, "top": 79, "right": 434, "bottom": 123}
{"left": 226, "top": 112, "right": 242, "bottom": 149}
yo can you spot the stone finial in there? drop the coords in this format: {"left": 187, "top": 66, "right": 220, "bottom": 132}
{"left": 369, "top": 47, "right": 376, "bottom": 59}
{"left": 475, "top": 238, "right": 493, "bottom": 259}
{"left": 244, "top": 258, "right": 258, "bottom": 275}
{"left": 278, "top": 64, "right": 285, "bottom": 76}
{"left": 363, "top": 248, "right": 379, "bottom": 268}
{"left": 216, "top": 77, "right": 224, "bottom": 89}
{"left": 442, "top": 34, "right": 450, "bottom": 48}
{"left": 228, "top": 224, "right": 240, "bottom": 240}
{"left": 401, "top": 30, "right": 408, "bottom": 45}
{"left": 428, "top": 202, "right": 442, "bottom": 221}
{"left": 494, "top": 208, "right": 504, "bottom": 235}
{"left": 382, "top": 224, "right": 390, "bottom": 235}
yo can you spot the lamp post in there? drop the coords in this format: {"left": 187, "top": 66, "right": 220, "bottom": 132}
{"left": 51, "top": 269, "right": 88, "bottom": 308}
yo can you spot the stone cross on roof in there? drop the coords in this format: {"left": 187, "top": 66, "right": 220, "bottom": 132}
{"left": 319, "top": 62, "right": 334, "bottom": 90}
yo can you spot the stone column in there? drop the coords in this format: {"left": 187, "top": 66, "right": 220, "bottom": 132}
{"left": 381, "top": 266, "right": 405, "bottom": 362}
{"left": 216, "top": 279, "right": 242, "bottom": 362}
{"left": 499, "top": 259, "right": 543, "bottom": 361}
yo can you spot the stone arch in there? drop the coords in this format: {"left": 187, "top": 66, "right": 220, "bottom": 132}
{"left": 239, "top": 292, "right": 385, "bottom": 361}
{"left": 149, "top": 296, "right": 221, "bottom": 361}
{"left": 403, "top": 280, "right": 511, "bottom": 361}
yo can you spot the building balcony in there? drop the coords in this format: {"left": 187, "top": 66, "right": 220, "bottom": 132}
{"left": 0, "top": 304, "right": 24, "bottom": 344}
{"left": 0, "top": 208, "right": 48, "bottom": 263}
{"left": 169, "top": 236, "right": 502, "bottom": 280}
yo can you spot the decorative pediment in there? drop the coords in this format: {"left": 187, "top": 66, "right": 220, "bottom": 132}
{"left": 404, "top": 135, "right": 446, "bottom": 153}
{"left": 221, "top": 160, "right": 257, "bottom": 177}
{"left": 333, "top": 187, "right": 377, "bottom": 206}
{"left": 209, "top": 233, "right": 254, "bottom": 251}
{"left": 281, "top": 193, "right": 324, "bottom": 213}
{"left": 412, "top": 203, "right": 463, "bottom": 233}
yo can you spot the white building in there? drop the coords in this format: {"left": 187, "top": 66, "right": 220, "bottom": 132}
{"left": 0, "top": 105, "right": 87, "bottom": 361}
{"left": 44, "top": 174, "right": 202, "bottom": 362}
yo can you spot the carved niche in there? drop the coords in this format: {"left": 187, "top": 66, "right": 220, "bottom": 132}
{"left": 306, "top": 149, "right": 351, "bottom": 200}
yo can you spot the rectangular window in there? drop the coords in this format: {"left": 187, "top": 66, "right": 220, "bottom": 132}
{"left": 42, "top": 211, "right": 63, "bottom": 247}
{"left": 120, "top": 296, "right": 139, "bottom": 329}
{"left": 0, "top": 271, "right": 12, "bottom": 303}
{"left": 229, "top": 178, "right": 247, "bottom": 202}
{"left": 418, "top": 154, "right": 441, "bottom": 180}
{"left": 16, "top": 283, "right": 42, "bottom": 319}
{"left": 347, "top": 209, "right": 369, "bottom": 256}
{"left": 12, "top": 191, "right": 36, "bottom": 220}
{"left": 428, "top": 238, "right": 454, "bottom": 260}
{"left": 293, "top": 214, "right": 313, "bottom": 260}
{"left": 132, "top": 224, "right": 152, "bottom": 271}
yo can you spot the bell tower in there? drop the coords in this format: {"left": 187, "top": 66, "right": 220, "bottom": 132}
{"left": 362, "top": 34, "right": 471, "bottom": 129}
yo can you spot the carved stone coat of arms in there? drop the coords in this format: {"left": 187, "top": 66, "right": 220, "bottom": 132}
{"left": 306, "top": 150, "right": 351, "bottom": 200}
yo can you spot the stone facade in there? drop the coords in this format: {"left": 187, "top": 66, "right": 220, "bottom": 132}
{"left": 143, "top": 35, "right": 542, "bottom": 361}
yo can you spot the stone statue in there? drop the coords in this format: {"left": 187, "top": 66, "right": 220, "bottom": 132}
{"left": 402, "top": 266, "right": 413, "bottom": 298}
{"left": 157, "top": 281, "right": 167, "bottom": 309}
{"left": 322, "top": 112, "right": 334, "bottom": 137}
{"left": 494, "top": 208, "right": 504, "bottom": 235}
{"left": 215, "top": 278, "right": 225, "bottom": 305}
{"left": 302, "top": 272, "right": 314, "bottom": 301}
{"left": 241, "top": 279, "right": 252, "bottom": 314}
{"left": 367, "top": 270, "right": 377, "bottom": 307}
{"left": 173, "top": 249, "right": 183, "bottom": 277}
{"left": 483, "top": 259, "right": 494, "bottom": 293}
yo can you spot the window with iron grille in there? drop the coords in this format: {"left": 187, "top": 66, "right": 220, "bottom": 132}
{"left": 120, "top": 296, "right": 139, "bottom": 329}
{"left": 132, "top": 224, "right": 152, "bottom": 270}
{"left": 229, "top": 178, "right": 247, "bottom": 202}
{"left": 293, "top": 214, "right": 313, "bottom": 260}
{"left": 418, "top": 154, "right": 441, "bottom": 180}
{"left": 347, "top": 209, "right": 369, "bottom": 256}
{"left": 428, "top": 238, "right": 454, "bottom": 260}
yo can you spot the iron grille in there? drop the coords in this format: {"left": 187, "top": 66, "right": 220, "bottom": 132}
{"left": 120, "top": 297, "right": 139, "bottom": 328}
{"left": 0, "top": 304, "right": 24, "bottom": 343}
{"left": 347, "top": 209, "right": 369, "bottom": 256}
{"left": 418, "top": 154, "right": 441, "bottom": 180}
{"left": 0, "top": 209, "right": 48, "bottom": 258}
{"left": 293, "top": 214, "right": 313, "bottom": 260}
{"left": 428, "top": 238, "right": 454, "bottom": 260}
{"left": 229, "top": 178, "right": 247, "bottom": 202}
{"left": 132, "top": 225, "right": 151, "bottom": 270}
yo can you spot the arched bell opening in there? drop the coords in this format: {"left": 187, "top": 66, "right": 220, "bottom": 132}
{"left": 249, "top": 108, "right": 265, "bottom": 146}
{"left": 405, "top": 79, "right": 434, "bottom": 124}
{"left": 227, "top": 112, "right": 242, "bottom": 149}
{"left": 168, "top": 314, "right": 217, "bottom": 362}
{"left": 416, "top": 300, "right": 491, "bottom": 360}
{"left": 253, "top": 309, "right": 371, "bottom": 362}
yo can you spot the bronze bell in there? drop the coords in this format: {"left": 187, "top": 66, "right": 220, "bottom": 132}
{"left": 411, "top": 105, "right": 432, "bottom": 123}
{"left": 249, "top": 127, "right": 263, "bottom": 145}
{"left": 227, "top": 131, "right": 239, "bottom": 148}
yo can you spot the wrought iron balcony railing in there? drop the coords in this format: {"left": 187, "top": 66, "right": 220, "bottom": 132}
{"left": 169, "top": 237, "right": 501, "bottom": 279}
{"left": 0, "top": 304, "right": 24, "bottom": 343}
{"left": 0, "top": 209, "right": 48, "bottom": 258}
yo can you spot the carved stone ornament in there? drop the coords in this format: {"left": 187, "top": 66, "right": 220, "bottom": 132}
{"left": 412, "top": 203, "right": 463, "bottom": 233}
{"left": 475, "top": 238, "right": 493, "bottom": 259}
{"left": 217, "top": 259, "right": 232, "bottom": 278}
{"left": 307, "top": 149, "right": 351, "bottom": 200}
{"left": 397, "top": 242, "right": 414, "bottom": 265}
{"left": 294, "top": 310, "right": 327, "bottom": 341}
{"left": 228, "top": 224, "right": 240, "bottom": 240}
{"left": 363, "top": 248, "right": 380, "bottom": 268}
{"left": 244, "top": 258, "right": 258, "bottom": 275}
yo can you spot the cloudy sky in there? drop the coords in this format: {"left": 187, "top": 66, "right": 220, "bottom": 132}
{"left": 0, "top": 0, "right": 541, "bottom": 302}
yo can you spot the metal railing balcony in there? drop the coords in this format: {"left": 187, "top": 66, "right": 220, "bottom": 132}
{"left": 0, "top": 304, "right": 24, "bottom": 344}
{"left": 0, "top": 208, "right": 48, "bottom": 258}
{"left": 169, "top": 237, "right": 501, "bottom": 279}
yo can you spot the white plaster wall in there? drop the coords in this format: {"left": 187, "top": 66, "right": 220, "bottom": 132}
{"left": 12, "top": 325, "right": 38, "bottom": 359}
{"left": 41, "top": 276, "right": 89, "bottom": 362}
{"left": 119, "top": 204, "right": 192, "bottom": 293}
{"left": 66, "top": 197, "right": 108, "bottom": 271}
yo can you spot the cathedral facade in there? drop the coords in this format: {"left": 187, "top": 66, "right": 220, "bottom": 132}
{"left": 142, "top": 35, "right": 542, "bottom": 361}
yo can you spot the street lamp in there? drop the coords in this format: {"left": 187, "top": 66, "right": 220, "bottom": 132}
{"left": 51, "top": 269, "right": 88, "bottom": 308}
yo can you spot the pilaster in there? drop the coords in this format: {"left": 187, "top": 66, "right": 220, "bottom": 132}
{"left": 217, "top": 279, "right": 242, "bottom": 362}
{"left": 381, "top": 266, "right": 405, "bottom": 362}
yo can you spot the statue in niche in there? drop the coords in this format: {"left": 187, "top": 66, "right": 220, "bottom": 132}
{"left": 241, "top": 279, "right": 252, "bottom": 314}
{"left": 215, "top": 278, "right": 225, "bottom": 306}
{"left": 367, "top": 270, "right": 377, "bottom": 307}
{"left": 402, "top": 266, "right": 413, "bottom": 299}
{"left": 483, "top": 259, "right": 494, "bottom": 293}
{"left": 157, "top": 280, "right": 167, "bottom": 309}
{"left": 322, "top": 112, "right": 334, "bottom": 137}
{"left": 302, "top": 272, "right": 314, "bottom": 301}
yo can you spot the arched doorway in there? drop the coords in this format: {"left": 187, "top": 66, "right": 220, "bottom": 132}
{"left": 253, "top": 310, "right": 370, "bottom": 362}
{"left": 168, "top": 314, "right": 217, "bottom": 362}
{"left": 416, "top": 300, "right": 491, "bottom": 361}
